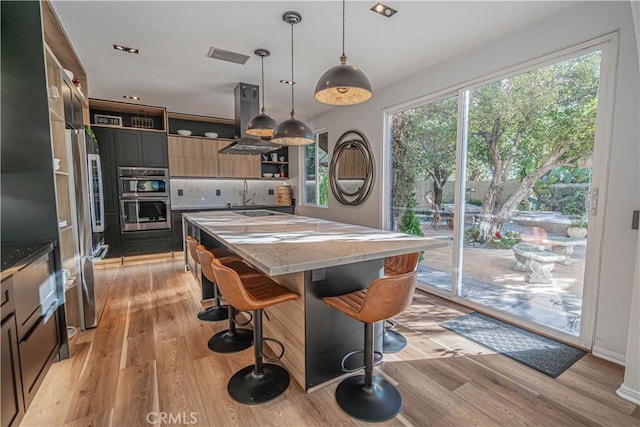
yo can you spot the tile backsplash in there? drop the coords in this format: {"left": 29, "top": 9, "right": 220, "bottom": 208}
{"left": 170, "top": 178, "right": 289, "bottom": 209}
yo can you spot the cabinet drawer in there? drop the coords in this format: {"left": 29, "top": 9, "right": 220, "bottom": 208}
{"left": 13, "top": 255, "right": 54, "bottom": 338}
{"left": 19, "top": 307, "right": 59, "bottom": 406}
{"left": 1, "top": 276, "right": 14, "bottom": 318}
{"left": 1, "top": 313, "right": 24, "bottom": 427}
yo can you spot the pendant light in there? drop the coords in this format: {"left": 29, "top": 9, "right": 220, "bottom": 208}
{"left": 246, "top": 49, "right": 278, "bottom": 137}
{"left": 271, "top": 11, "right": 314, "bottom": 146}
{"left": 315, "top": 0, "right": 373, "bottom": 105}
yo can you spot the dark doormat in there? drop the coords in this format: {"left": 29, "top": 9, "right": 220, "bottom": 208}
{"left": 441, "top": 312, "right": 585, "bottom": 378}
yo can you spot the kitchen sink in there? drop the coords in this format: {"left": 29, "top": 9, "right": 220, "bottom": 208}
{"left": 234, "top": 210, "right": 284, "bottom": 217}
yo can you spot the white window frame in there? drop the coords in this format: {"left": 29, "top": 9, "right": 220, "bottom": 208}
{"left": 381, "top": 32, "right": 619, "bottom": 349}
{"left": 299, "top": 128, "right": 329, "bottom": 208}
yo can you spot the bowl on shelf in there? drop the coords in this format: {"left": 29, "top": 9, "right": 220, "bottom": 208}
{"left": 177, "top": 129, "right": 192, "bottom": 136}
{"left": 262, "top": 173, "right": 273, "bottom": 178}
{"left": 204, "top": 132, "right": 218, "bottom": 138}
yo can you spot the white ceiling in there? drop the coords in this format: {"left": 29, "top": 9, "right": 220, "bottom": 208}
{"left": 51, "top": 1, "right": 572, "bottom": 122}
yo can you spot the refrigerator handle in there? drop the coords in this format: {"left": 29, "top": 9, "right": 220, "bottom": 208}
{"left": 93, "top": 244, "right": 109, "bottom": 261}
{"left": 88, "top": 153, "right": 105, "bottom": 233}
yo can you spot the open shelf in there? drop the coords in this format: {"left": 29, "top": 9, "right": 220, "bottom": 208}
{"left": 261, "top": 161, "right": 288, "bottom": 165}
{"left": 59, "top": 225, "right": 73, "bottom": 233}
{"left": 168, "top": 134, "right": 234, "bottom": 142}
{"left": 55, "top": 170, "right": 69, "bottom": 176}
{"left": 50, "top": 108, "right": 64, "bottom": 123}
{"left": 90, "top": 98, "right": 167, "bottom": 132}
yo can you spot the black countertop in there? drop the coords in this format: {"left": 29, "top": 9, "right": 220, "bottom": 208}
{"left": 1, "top": 241, "right": 54, "bottom": 280}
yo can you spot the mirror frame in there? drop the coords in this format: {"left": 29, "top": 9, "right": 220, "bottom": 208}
{"left": 329, "top": 130, "right": 375, "bottom": 205}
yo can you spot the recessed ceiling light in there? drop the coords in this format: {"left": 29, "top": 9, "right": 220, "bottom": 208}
{"left": 279, "top": 79, "right": 295, "bottom": 85}
{"left": 113, "top": 44, "right": 140, "bottom": 54}
{"left": 123, "top": 95, "right": 140, "bottom": 100}
{"left": 370, "top": 2, "right": 397, "bottom": 17}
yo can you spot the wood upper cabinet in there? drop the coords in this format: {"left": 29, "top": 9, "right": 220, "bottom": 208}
{"left": 168, "top": 136, "right": 221, "bottom": 177}
{"left": 218, "top": 142, "right": 261, "bottom": 178}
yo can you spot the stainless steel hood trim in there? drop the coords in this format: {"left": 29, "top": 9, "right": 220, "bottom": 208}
{"left": 219, "top": 137, "right": 281, "bottom": 155}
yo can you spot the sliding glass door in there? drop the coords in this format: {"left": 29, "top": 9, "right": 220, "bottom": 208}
{"left": 387, "top": 35, "right": 615, "bottom": 347}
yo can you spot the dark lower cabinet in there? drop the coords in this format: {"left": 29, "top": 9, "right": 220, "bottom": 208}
{"left": 103, "top": 214, "right": 121, "bottom": 258}
{"left": 121, "top": 229, "right": 172, "bottom": 256}
{"left": 0, "top": 245, "right": 59, "bottom": 427}
{"left": 1, "top": 313, "right": 24, "bottom": 427}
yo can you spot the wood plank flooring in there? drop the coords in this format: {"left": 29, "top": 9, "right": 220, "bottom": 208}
{"left": 21, "top": 259, "right": 638, "bottom": 426}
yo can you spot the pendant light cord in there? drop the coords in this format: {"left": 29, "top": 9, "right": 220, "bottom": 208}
{"left": 260, "top": 56, "right": 265, "bottom": 111}
{"left": 342, "top": 0, "right": 346, "bottom": 56}
{"left": 290, "top": 22, "right": 295, "bottom": 115}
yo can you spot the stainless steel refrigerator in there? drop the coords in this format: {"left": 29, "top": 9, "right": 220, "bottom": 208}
{"left": 68, "top": 129, "right": 109, "bottom": 329}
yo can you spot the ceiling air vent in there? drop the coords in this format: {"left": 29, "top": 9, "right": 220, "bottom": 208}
{"left": 207, "top": 47, "right": 250, "bottom": 65}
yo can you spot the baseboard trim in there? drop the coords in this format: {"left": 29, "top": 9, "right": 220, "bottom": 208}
{"left": 592, "top": 345, "right": 626, "bottom": 366}
{"left": 616, "top": 384, "right": 640, "bottom": 405}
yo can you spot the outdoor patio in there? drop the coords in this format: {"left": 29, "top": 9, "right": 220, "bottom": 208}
{"left": 416, "top": 214, "right": 585, "bottom": 336}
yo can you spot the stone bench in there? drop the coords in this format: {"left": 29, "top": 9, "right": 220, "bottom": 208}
{"left": 541, "top": 236, "right": 586, "bottom": 265}
{"left": 512, "top": 243, "right": 566, "bottom": 284}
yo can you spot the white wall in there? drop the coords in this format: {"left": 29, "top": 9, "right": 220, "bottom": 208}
{"left": 292, "top": 2, "right": 639, "bottom": 359}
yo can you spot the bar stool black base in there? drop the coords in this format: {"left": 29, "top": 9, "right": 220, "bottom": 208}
{"left": 382, "top": 328, "right": 408, "bottom": 354}
{"left": 335, "top": 375, "right": 402, "bottom": 422}
{"left": 227, "top": 364, "right": 290, "bottom": 405}
{"left": 208, "top": 328, "right": 253, "bottom": 353}
{"left": 197, "top": 305, "right": 229, "bottom": 322}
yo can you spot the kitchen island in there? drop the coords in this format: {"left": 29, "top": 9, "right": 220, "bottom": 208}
{"left": 183, "top": 210, "right": 446, "bottom": 391}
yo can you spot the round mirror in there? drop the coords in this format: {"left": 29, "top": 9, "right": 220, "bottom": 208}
{"left": 329, "top": 130, "right": 374, "bottom": 205}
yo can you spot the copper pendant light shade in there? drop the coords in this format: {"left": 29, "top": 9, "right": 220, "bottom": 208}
{"left": 272, "top": 11, "right": 314, "bottom": 146}
{"left": 314, "top": 0, "right": 373, "bottom": 105}
{"left": 246, "top": 48, "right": 277, "bottom": 137}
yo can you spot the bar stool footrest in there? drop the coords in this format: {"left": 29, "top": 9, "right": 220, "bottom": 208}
{"left": 208, "top": 328, "right": 253, "bottom": 353}
{"left": 382, "top": 328, "right": 408, "bottom": 354}
{"left": 234, "top": 311, "right": 253, "bottom": 327}
{"left": 228, "top": 364, "right": 290, "bottom": 405}
{"left": 340, "top": 350, "right": 383, "bottom": 373}
{"left": 335, "top": 375, "right": 402, "bottom": 422}
{"left": 197, "top": 305, "right": 229, "bottom": 322}
{"left": 261, "top": 337, "right": 285, "bottom": 363}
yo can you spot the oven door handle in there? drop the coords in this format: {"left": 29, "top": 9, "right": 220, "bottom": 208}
{"left": 119, "top": 196, "right": 170, "bottom": 202}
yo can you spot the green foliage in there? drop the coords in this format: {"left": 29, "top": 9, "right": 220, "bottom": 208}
{"left": 466, "top": 198, "right": 483, "bottom": 206}
{"left": 318, "top": 172, "right": 329, "bottom": 206}
{"left": 531, "top": 166, "right": 591, "bottom": 214}
{"left": 85, "top": 126, "right": 97, "bottom": 143}
{"left": 465, "top": 227, "right": 522, "bottom": 249}
{"left": 400, "top": 196, "right": 424, "bottom": 237}
{"left": 485, "top": 230, "right": 523, "bottom": 249}
{"left": 570, "top": 217, "right": 588, "bottom": 229}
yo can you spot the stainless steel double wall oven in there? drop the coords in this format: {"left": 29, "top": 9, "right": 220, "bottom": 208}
{"left": 118, "top": 167, "right": 170, "bottom": 232}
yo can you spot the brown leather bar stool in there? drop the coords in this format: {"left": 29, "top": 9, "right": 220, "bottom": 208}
{"left": 209, "top": 258, "right": 299, "bottom": 404}
{"left": 382, "top": 252, "right": 419, "bottom": 353}
{"left": 186, "top": 235, "right": 233, "bottom": 322}
{"left": 197, "top": 245, "right": 262, "bottom": 353}
{"left": 323, "top": 270, "right": 418, "bottom": 422}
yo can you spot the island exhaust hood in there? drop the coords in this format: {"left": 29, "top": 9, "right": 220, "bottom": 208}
{"left": 219, "top": 83, "right": 280, "bottom": 155}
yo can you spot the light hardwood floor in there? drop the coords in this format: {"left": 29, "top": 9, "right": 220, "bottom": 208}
{"left": 21, "top": 259, "right": 639, "bottom": 426}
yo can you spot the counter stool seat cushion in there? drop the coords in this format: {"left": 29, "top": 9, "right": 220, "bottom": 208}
{"left": 323, "top": 273, "right": 416, "bottom": 324}
{"left": 211, "top": 260, "right": 298, "bottom": 312}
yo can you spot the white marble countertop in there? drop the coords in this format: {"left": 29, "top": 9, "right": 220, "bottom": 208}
{"left": 183, "top": 210, "right": 447, "bottom": 276}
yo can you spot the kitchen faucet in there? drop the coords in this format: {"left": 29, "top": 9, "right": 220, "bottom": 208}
{"left": 242, "top": 179, "right": 252, "bottom": 206}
